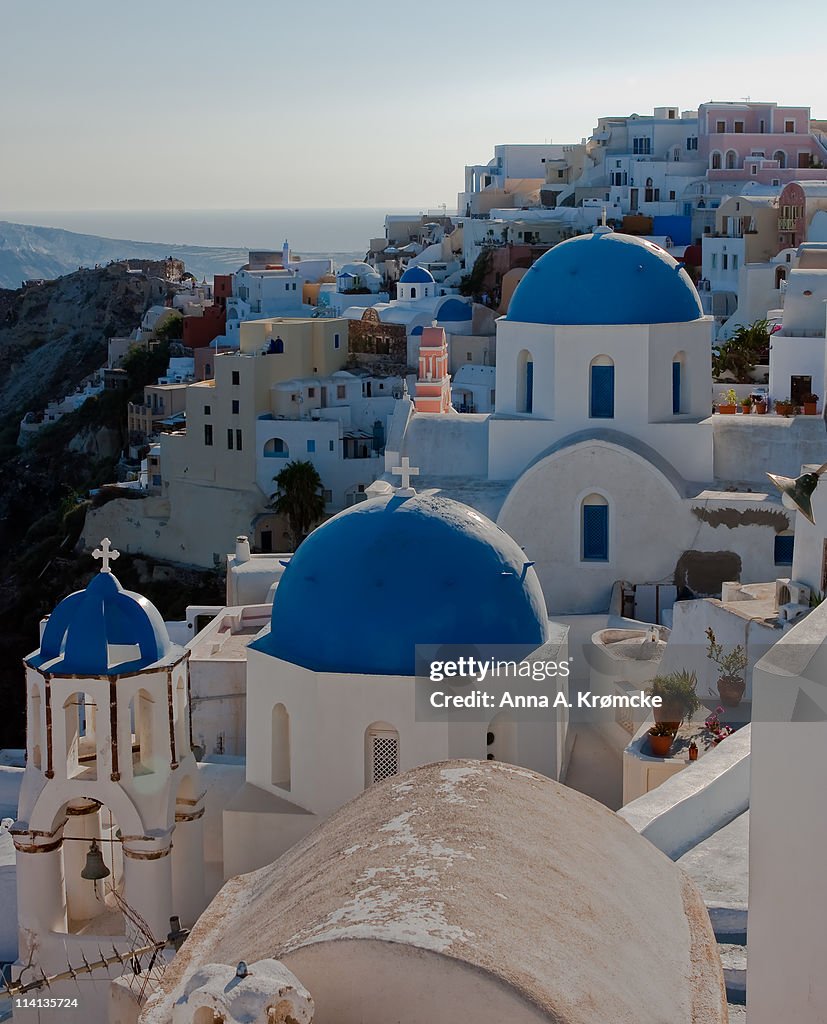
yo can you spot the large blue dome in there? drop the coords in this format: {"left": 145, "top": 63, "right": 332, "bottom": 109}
{"left": 506, "top": 230, "right": 703, "bottom": 325}
{"left": 31, "top": 570, "right": 173, "bottom": 676}
{"left": 399, "top": 265, "right": 435, "bottom": 284}
{"left": 253, "top": 491, "right": 549, "bottom": 676}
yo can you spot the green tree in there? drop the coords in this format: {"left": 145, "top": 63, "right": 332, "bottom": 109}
{"left": 712, "top": 318, "right": 771, "bottom": 382}
{"left": 269, "top": 460, "right": 326, "bottom": 549}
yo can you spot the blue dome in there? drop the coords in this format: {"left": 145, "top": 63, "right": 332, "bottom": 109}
{"left": 506, "top": 230, "right": 703, "bottom": 325}
{"left": 437, "top": 298, "right": 473, "bottom": 322}
{"left": 253, "top": 492, "right": 549, "bottom": 676}
{"left": 32, "top": 571, "right": 173, "bottom": 676}
{"left": 400, "top": 265, "right": 435, "bottom": 284}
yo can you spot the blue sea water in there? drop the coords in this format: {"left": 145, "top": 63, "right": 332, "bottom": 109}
{"left": 0, "top": 207, "right": 422, "bottom": 257}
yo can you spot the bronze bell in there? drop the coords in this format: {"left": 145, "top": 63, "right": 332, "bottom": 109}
{"left": 81, "top": 838, "right": 110, "bottom": 881}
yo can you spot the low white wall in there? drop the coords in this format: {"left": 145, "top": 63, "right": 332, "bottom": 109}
{"left": 619, "top": 725, "right": 750, "bottom": 860}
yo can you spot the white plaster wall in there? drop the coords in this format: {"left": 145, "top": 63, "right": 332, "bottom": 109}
{"left": 497, "top": 442, "right": 785, "bottom": 614}
{"left": 790, "top": 475, "right": 827, "bottom": 594}
{"left": 748, "top": 605, "right": 827, "bottom": 1023}
{"left": 244, "top": 641, "right": 566, "bottom": 821}
{"left": 768, "top": 333, "right": 825, "bottom": 403}
{"left": 658, "top": 598, "right": 780, "bottom": 705}
{"left": 711, "top": 414, "right": 827, "bottom": 482}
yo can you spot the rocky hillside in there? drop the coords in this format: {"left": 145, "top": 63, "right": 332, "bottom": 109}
{"left": 0, "top": 263, "right": 223, "bottom": 749}
{"left": 0, "top": 263, "right": 154, "bottom": 420}
{"left": 0, "top": 220, "right": 248, "bottom": 290}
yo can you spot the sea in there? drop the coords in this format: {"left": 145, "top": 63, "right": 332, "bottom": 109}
{"left": 0, "top": 207, "right": 425, "bottom": 264}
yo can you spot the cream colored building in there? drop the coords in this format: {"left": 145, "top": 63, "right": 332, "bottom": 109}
{"left": 84, "top": 318, "right": 350, "bottom": 566}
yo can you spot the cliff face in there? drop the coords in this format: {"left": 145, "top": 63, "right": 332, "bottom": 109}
{"left": 0, "top": 262, "right": 203, "bottom": 749}
{"left": 0, "top": 262, "right": 158, "bottom": 421}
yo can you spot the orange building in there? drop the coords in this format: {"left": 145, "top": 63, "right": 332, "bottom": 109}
{"left": 414, "top": 326, "right": 452, "bottom": 413}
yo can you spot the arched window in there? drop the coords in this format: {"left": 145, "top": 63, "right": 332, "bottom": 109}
{"left": 271, "top": 704, "right": 291, "bottom": 789}
{"left": 130, "top": 689, "right": 156, "bottom": 776}
{"left": 589, "top": 355, "right": 614, "bottom": 418}
{"left": 365, "top": 722, "right": 399, "bottom": 787}
{"left": 581, "top": 493, "right": 609, "bottom": 562}
{"left": 63, "top": 692, "right": 97, "bottom": 779}
{"left": 267, "top": 336, "right": 284, "bottom": 354}
{"left": 672, "top": 351, "right": 686, "bottom": 415}
{"left": 725, "top": 150, "right": 738, "bottom": 170}
{"left": 263, "top": 437, "right": 289, "bottom": 458}
{"left": 486, "top": 710, "right": 518, "bottom": 764}
{"left": 516, "top": 349, "right": 534, "bottom": 414}
{"left": 410, "top": 286, "right": 417, "bottom": 299}
{"left": 711, "top": 152, "right": 722, "bottom": 170}
{"left": 773, "top": 150, "right": 787, "bottom": 169}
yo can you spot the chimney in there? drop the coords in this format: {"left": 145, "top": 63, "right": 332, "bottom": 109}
{"left": 235, "top": 536, "right": 251, "bottom": 563}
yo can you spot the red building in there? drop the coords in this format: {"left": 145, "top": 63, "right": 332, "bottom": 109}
{"left": 183, "top": 304, "right": 226, "bottom": 349}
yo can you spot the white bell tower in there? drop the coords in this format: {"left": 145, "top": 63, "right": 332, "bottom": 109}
{"left": 12, "top": 541, "right": 205, "bottom": 1021}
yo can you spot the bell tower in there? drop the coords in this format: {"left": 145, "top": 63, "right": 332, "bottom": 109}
{"left": 12, "top": 541, "right": 205, "bottom": 1019}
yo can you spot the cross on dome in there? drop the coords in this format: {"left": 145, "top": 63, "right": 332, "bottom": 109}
{"left": 392, "top": 457, "right": 420, "bottom": 495}
{"left": 92, "top": 537, "right": 120, "bottom": 573}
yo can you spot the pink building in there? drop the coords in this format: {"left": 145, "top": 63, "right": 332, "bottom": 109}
{"left": 699, "top": 101, "right": 827, "bottom": 185}
{"left": 777, "top": 181, "right": 827, "bottom": 249}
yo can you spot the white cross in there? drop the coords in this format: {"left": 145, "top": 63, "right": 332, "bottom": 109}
{"left": 392, "top": 457, "right": 420, "bottom": 494}
{"left": 93, "top": 538, "right": 120, "bottom": 573}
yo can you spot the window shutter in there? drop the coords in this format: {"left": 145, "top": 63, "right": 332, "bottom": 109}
{"left": 583, "top": 505, "right": 609, "bottom": 561}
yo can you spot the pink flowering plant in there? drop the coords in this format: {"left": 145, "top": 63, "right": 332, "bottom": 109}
{"left": 704, "top": 706, "right": 734, "bottom": 743}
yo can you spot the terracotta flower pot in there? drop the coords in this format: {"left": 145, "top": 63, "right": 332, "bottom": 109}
{"left": 649, "top": 733, "right": 674, "bottom": 757}
{"left": 717, "top": 405, "right": 737, "bottom": 414}
{"left": 804, "top": 402, "right": 818, "bottom": 415}
{"left": 717, "top": 675, "right": 745, "bottom": 708}
{"left": 754, "top": 401, "right": 767, "bottom": 414}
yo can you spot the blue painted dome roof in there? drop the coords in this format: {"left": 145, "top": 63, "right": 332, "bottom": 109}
{"left": 32, "top": 571, "right": 173, "bottom": 676}
{"left": 400, "top": 265, "right": 435, "bottom": 284}
{"left": 506, "top": 230, "right": 703, "bottom": 325}
{"left": 437, "top": 298, "right": 473, "bottom": 322}
{"left": 253, "top": 491, "right": 549, "bottom": 676}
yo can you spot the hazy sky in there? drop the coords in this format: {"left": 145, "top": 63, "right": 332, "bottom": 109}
{"left": 3, "top": 0, "right": 827, "bottom": 212}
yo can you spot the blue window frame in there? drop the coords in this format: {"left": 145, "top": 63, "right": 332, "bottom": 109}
{"left": 307, "top": 439, "right": 316, "bottom": 453}
{"left": 583, "top": 504, "right": 609, "bottom": 561}
{"left": 590, "top": 364, "right": 615, "bottom": 418}
{"left": 774, "top": 534, "right": 794, "bottom": 565}
{"left": 525, "top": 360, "right": 534, "bottom": 414}
{"left": 672, "top": 361, "right": 681, "bottom": 414}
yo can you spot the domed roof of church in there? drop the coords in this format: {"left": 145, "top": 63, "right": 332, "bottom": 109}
{"left": 399, "top": 265, "right": 435, "bottom": 285}
{"left": 255, "top": 491, "right": 549, "bottom": 676}
{"left": 506, "top": 229, "right": 703, "bottom": 325}
{"left": 33, "top": 560, "right": 173, "bottom": 676}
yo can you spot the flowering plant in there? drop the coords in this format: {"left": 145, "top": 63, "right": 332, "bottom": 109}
{"left": 704, "top": 706, "right": 734, "bottom": 743}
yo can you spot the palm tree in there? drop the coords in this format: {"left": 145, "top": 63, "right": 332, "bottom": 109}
{"left": 269, "top": 460, "right": 326, "bottom": 549}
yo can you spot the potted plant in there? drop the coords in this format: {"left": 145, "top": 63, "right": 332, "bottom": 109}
{"left": 741, "top": 395, "right": 753, "bottom": 414}
{"left": 775, "top": 397, "right": 793, "bottom": 416}
{"left": 754, "top": 396, "right": 767, "bottom": 414}
{"left": 648, "top": 721, "right": 676, "bottom": 757}
{"left": 705, "top": 627, "right": 748, "bottom": 707}
{"left": 803, "top": 393, "right": 819, "bottom": 415}
{"left": 648, "top": 670, "right": 702, "bottom": 729}
{"left": 716, "top": 389, "right": 738, "bottom": 414}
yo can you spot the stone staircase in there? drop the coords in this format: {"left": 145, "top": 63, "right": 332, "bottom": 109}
{"left": 677, "top": 813, "right": 749, "bottom": 1020}
{"left": 708, "top": 906, "right": 747, "bottom": 1018}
